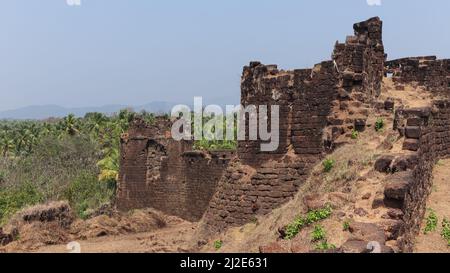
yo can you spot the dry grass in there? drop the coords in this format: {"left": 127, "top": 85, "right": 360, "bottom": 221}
{"left": 381, "top": 78, "right": 433, "bottom": 108}
{"left": 0, "top": 203, "right": 171, "bottom": 252}
{"left": 309, "top": 142, "right": 380, "bottom": 194}
{"left": 195, "top": 105, "right": 402, "bottom": 253}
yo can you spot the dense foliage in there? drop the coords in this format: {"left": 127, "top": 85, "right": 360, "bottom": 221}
{"left": 0, "top": 109, "right": 238, "bottom": 225}
{"left": 0, "top": 110, "right": 155, "bottom": 224}
{"left": 192, "top": 114, "right": 237, "bottom": 151}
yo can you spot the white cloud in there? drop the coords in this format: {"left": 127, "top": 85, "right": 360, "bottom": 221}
{"left": 367, "top": 0, "right": 382, "bottom": 6}
{"left": 66, "top": 0, "right": 81, "bottom": 6}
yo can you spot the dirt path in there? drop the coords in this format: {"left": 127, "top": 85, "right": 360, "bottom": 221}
{"left": 414, "top": 159, "right": 450, "bottom": 253}
{"left": 31, "top": 222, "right": 197, "bottom": 253}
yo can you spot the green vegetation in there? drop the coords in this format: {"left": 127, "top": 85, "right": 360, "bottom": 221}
{"left": 311, "top": 225, "right": 326, "bottom": 242}
{"left": 424, "top": 209, "right": 438, "bottom": 234}
{"left": 436, "top": 160, "right": 445, "bottom": 166}
{"left": 310, "top": 225, "right": 335, "bottom": 251}
{"left": 441, "top": 218, "right": 450, "bottom": 246}
{"left": 322, "top": 159, "right": 335, "bottom": 173}
{"left": 63, "top": 171, "right": 115, "bottom": 219}
{"left": 351, "top": 129, "right": 359, "bottom": 140}
{"left": 0, "top": 110, "right": 155, "bottom": 224}
{"left": 193, "top": 139, "right": 236, "bottom": 151}
{"left": 315, "top": 240, "right": 336, "bottom": 251}
{"left": 214, "top": 240, "right": 223, "bottom": 250}
{"left": 192, "top": 114, "right": 237, "bottom": 151}
{"left": 375, "top": 118, "right": 385, "bottom": 132}
{"left": 343, "top": 220, "right": 350, "bottom": 231}
{"left": 284, "top": 205, "right": 332, "bottom": 240}
{"left": 0, "top": 182, "right": 43, "bottom": 226}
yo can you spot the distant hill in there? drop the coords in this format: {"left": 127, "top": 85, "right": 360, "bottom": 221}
{"left": 0, "top": 101, "right": 175, "bottom": 120}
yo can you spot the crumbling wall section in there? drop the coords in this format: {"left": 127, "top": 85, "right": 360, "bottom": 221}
{"left": 382, "top": 101, "right": 450, "bottom": 252}
{"left": 385, "top": 56, "right": 450, "bottom": 93}
{"left": 118, "top": 17, "right": 387, "bottom": 228}
{"left": 203, "top": 17, "right": 385, "bottom": 231}
{"left": 205, "top": 61, "right": 339, "bottom": 231}
{"left": 117, "top": 118, "right": 234, "bottom": 222}
{"left": 333, "top": 17, "right": 385, "bottom": 100}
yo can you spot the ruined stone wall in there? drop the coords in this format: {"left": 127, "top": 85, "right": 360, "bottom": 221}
{"left": 384, "top": 101, "right": 450, "bottom": 252}
{"left": 118, "top": 17, "right": 386, "bottom": 228}
{"left": 385, "top": 56, "right": 450, "bottom": 93}
{"left": 333, "top": 17, "right": 385, "bottom": 100}
{"left": 205, "top": 61, "right": 339, "bottom": 230}
{"left": 117, "top": 118, "right": 234, "bottom": 222}
{"left": 238, "top": 61, "right": 339, "bottom": 167}
{"left": 203, "top": 17, "right": 385, "bottom": 231}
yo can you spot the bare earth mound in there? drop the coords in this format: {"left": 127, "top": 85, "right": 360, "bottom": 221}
{"left": 0, "top": 202, "right": 193, "bottom": 253}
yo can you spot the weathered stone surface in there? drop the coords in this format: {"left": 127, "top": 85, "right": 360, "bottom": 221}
{"left": 403, "top": 139, "right": 419, "bottom": 151}
{"left": 349, "top": 222, "right": 386, "bottom": 244}
{"left": 390, "top": 154, "right": 418, "bottom": 172}
{"left": 384, "top": 98, "right": 395, "bottom": 111}
{"left": 405, "top": 126, "right": 421, "bottom": 139}
{"left": 0, "top": 228, "right": 13, "bottom": 246}
{"left": 385, "top": 209, "right": 404, "bottom": 220}
{"left": 328, "top": 192, "right": 352, "bottom": 208}
{"left": 259, "top": 242, "right": 288, "bottom": 253}
{"left": 372, "top": 197, "right": 385, "bottom": 209}
{"left": 384, "top": 171, "right": 413, "bottom": 202}
{"left": 374, "top": 155, "right": 395, "bottom": 172}
{"left": 354, "top": 119, "right": 367, "bottom": 131}
{"left": 303, "top": 194, "right": 326, "bottom": 211}
{"left": 341, "top": 240, "right": 368, "bottom": 253}
{"left": 354, "top": 208, "right": 368, "bottom": 217}
{"left": 379, "top": 220, "right": 404, "bottom": 240}
{"left": 290, "top": 242, "right": 310, "bottom": 253}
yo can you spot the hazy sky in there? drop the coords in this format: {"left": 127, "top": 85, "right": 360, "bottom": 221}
{"left": 0, "top": 0, "right": 449, "bottom": 111}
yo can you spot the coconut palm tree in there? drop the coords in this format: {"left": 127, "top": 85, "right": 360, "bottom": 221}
{"left": 62, "top": 114, "right": 80, "bottom": 136}
{"left": 0, "top": 136, "right": 14, "bottom": 157}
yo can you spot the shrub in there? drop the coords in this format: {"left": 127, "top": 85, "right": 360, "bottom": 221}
{"left": 284, "top": 216, "right": 307, "bottom": 240}
{"left": 0, "top": 135, "right": 114, "bottom": 222}
{"left": 351, "top": 130, "right": 359, "bottom": 140}
{"left": 0, "top": 170, "right": 5, "bottom": 183}
{"left": 322, "top": 159, "right": 335, "bottom": 173}
{"left": 63, "top": 171, "right": 115, "bottom": 219}
{"left": 194, "top": 139, "right": 237, "bottom": 151}
{"left": 315, "top": 241, "right": 336, "bottom": 251}
{"left": 0, "top": 182, "right": 43, "bottom": 225}
{"left": 310, "top": 225, "right": 335, "bottom": 251}
{"left": 441, "top": 218, "right": 450, "bottom": 246}
{"left": 424, "top": 209, "right": 438, "bottom": 234}
{"left": 306, "top": 205, "right": 332, "bottom": 224}
{"left": 375, "top": 118, "right": 385, "bottom": 132}
{"left": 214, "top": 240, "right": 223, "bottom": 250}
{"left": 311, "top": 225, "right": 326, "bottom": 242}
{"left": 284, "top": 206, "right": 332, "bottom": 240}
{"left": 343, "top": 220, "right": 350, "bottom": 231}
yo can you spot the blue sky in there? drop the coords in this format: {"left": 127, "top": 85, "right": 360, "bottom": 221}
{"left": 0, "top": 0, "right": 449, "bottom": 111}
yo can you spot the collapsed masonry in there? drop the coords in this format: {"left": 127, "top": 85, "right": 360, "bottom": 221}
{"left": 117, "top": 17, "right": 450, "bottom": 252}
